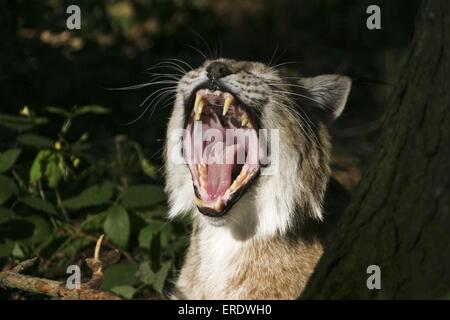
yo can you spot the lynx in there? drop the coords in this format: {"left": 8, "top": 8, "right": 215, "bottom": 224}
{"left": 164, "top": 58, "right": 351, "bottom": 299}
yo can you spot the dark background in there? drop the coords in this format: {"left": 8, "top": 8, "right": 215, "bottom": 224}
{"left": 0, "top": 0, "right": 420, "bottom": 299}
{"left": 2, "top": 0, "right": 419, "bottom": 162}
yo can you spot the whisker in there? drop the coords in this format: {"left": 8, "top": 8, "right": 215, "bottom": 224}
{"left": 161, "top": 58, "right": 194, "bottom": 71}
{"left": 193, "top": 31, "right": 215, "bottom": 60}
{"left": 185, "top": 44, "right": 209, "bottom": 61}
{"left": 146, "top": 63, "right": 187, "bottom": 75}
{"left": 270, "top": 60, "right": 301, "bottom": 69}
{"left": 272, "top": 89, "right": 332, "bottom": 111}
{"left": 125, "top": 91, "right": 176, "bottom": 126}
{"left": 107, "top": 80, "right": 178, "bottom": 91}
{"left": 139, "top": 86, "right": 178, "bottom": 108}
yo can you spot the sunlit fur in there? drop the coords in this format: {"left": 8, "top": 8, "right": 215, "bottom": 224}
{"left": 164, "top": 58, "right": 351, "bottom": 299}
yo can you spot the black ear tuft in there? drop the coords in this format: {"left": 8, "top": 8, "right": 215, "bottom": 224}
{"left": 298, "top": 74, "right": 352, "bottom": 124}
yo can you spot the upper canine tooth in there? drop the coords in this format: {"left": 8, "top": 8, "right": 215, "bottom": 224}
{"left": 195, "top": 100, "right": 204, "bottom": 121}
{"left": 241, "top": 115, "right": 248, "bottom": 126}
{"left": 223, "top": 96, "right": 233, "bottom": 115}
{"left": 194, "top": 94, "right": 201, "bottom": 111}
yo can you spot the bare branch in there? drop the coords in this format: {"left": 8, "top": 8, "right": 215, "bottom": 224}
{"left": 0, "top": 235, "right": 122, "bottom": 300}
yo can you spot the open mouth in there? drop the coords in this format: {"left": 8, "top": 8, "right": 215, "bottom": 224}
{"left": 183, "top": 87, "right": 261, "bottom": 217}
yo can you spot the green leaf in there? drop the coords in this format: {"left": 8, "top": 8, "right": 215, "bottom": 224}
{"left": 0, "top": 149, "right": 21, "bottom": 173}
{"left": 103, "top": 205, "right": 130, "bottom": 249}
{"left": 20, "top": 197, "right": 57, "bottom": 215}
{"left": 100, "top": 263, "right": 138, "bottom": 291}
{"left": 25, "top": 215, "right": 52, "bottom": 245}
{"left": 0, "top": 207, "right": 15, "bottom": 224}
{"left": 44, "top": 154, "right": 63, "bottom": 188}
{"left": 56, "top": 237, "right": 91, "bottom": 257}
{"left": 138, "top": 224, "right": 159, "bottom": 249}
{"left": 137, "top": 262, "right": 155, "bottom": 285}
{"left": 74, "top": 105, "right": 110, "bottom": 116}
{"left": 110, "top": 286, "right": 136, "bottom": 299}
{"left": 140, "top": 158, "right": 158, "bottom": 179}
{"left": 29, "top": 151, "right": 65, "bottom": 188}
{"left": 0, "top": 175, "right": 19, "bottom": 205}
{"left": 0, "top": 113, "right": 48, "bottom": 131}
{"left": 137, "top": 220, "right": 172, "bottom": 249}
{"left": 63, "top": 183, "right": 113, "bottom": 210}
{"left": 120, "top": 185, "right": 166, "bottom": 209}
{"left": 18, "top": 134, "right": 53, "bottom": 149}
{"left": 44, "top": 106, "right": 70, "bottom": 117}
{"left": 153, "top": 262, "right": 171, "bottom": 295}
{"left": 11, "top": 242, "right": 25, "bottom": 258}
{"left": 29, "top": 150, "right": 52, "bottom": 184}
{"left": 80, "top": 212, "right": 107, "bottom": 232}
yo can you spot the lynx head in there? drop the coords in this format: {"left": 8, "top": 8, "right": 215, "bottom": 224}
{"left": 164, "top": 58, "right": 351, "bottom": 238}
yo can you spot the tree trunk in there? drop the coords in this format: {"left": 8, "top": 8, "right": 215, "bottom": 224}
{"left": 301, "top": 0, "right": 450, "bottom": 299}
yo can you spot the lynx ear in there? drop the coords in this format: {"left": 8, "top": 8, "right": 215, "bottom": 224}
{"left": 298, "top": 74, "right": 352, "bottom": 123}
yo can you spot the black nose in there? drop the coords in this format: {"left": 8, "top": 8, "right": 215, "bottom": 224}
{"left": 206, "top": 62, "right": 232, "bottom": 80}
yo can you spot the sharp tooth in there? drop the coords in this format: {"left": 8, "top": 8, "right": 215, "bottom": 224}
{"left": 200, "top": 176, "right": 206, "bottom": 188}
{"left": 195, "top": 100, "right": 204, "bottom": 121}
{"left": 228, "top": 180, "right": 239, "bottom": 192}
{"left": 214, "top": 197, "right": 224, "bottom": 211}
{"left": 194, "top": 94, "right": 201, "bottom": 111}
{"left": 194, "top": 196, "right": 203, "bottom": 207}
{"left": 223, "top": 96, "right": 233, "bottom": 115}
{"left": 236, "top": 166, "right": 249, "bottom": 183}
{"left": 198, "top": 163, "right": 207, "bottom": 176}
{"left": 241, "top": 114, "right": 248, "bottom": 126}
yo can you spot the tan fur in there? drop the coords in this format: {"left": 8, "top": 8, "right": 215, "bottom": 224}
{"left": 173, "top": 220, "right": 323, "bottom": 299}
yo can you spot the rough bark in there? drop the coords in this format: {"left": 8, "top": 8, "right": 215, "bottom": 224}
{"left": 302, "top": 0, "right": 450, "bottom": 299}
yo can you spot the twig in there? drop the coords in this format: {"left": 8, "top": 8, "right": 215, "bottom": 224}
{"left": 0, "top": 235, "right": 122, "bottom": 300}
{"left": 12, "top": 257, "right": 38, "bottom": 273}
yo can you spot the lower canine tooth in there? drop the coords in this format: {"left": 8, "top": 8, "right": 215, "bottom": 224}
{"left": 223, "top": 96, "right": 233, "bottom": 115}
{"left": 236, "top": 166, "right": 249, "bottom": 183}
{"left": 194, "top": 197, "right": 203, "bottom": 207}
{"left": 229, "top": 180, "right": 238, "bottom": 192}
{"left": 214, "top": 197, "right": 224, "bottom": 211}
{"left": 198, "top": 164, "right": 207, "bottom": 175}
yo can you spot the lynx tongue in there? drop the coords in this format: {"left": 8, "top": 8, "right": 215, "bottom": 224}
{"left": 203, "top": 142, "right": 242, "bottom": 199}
